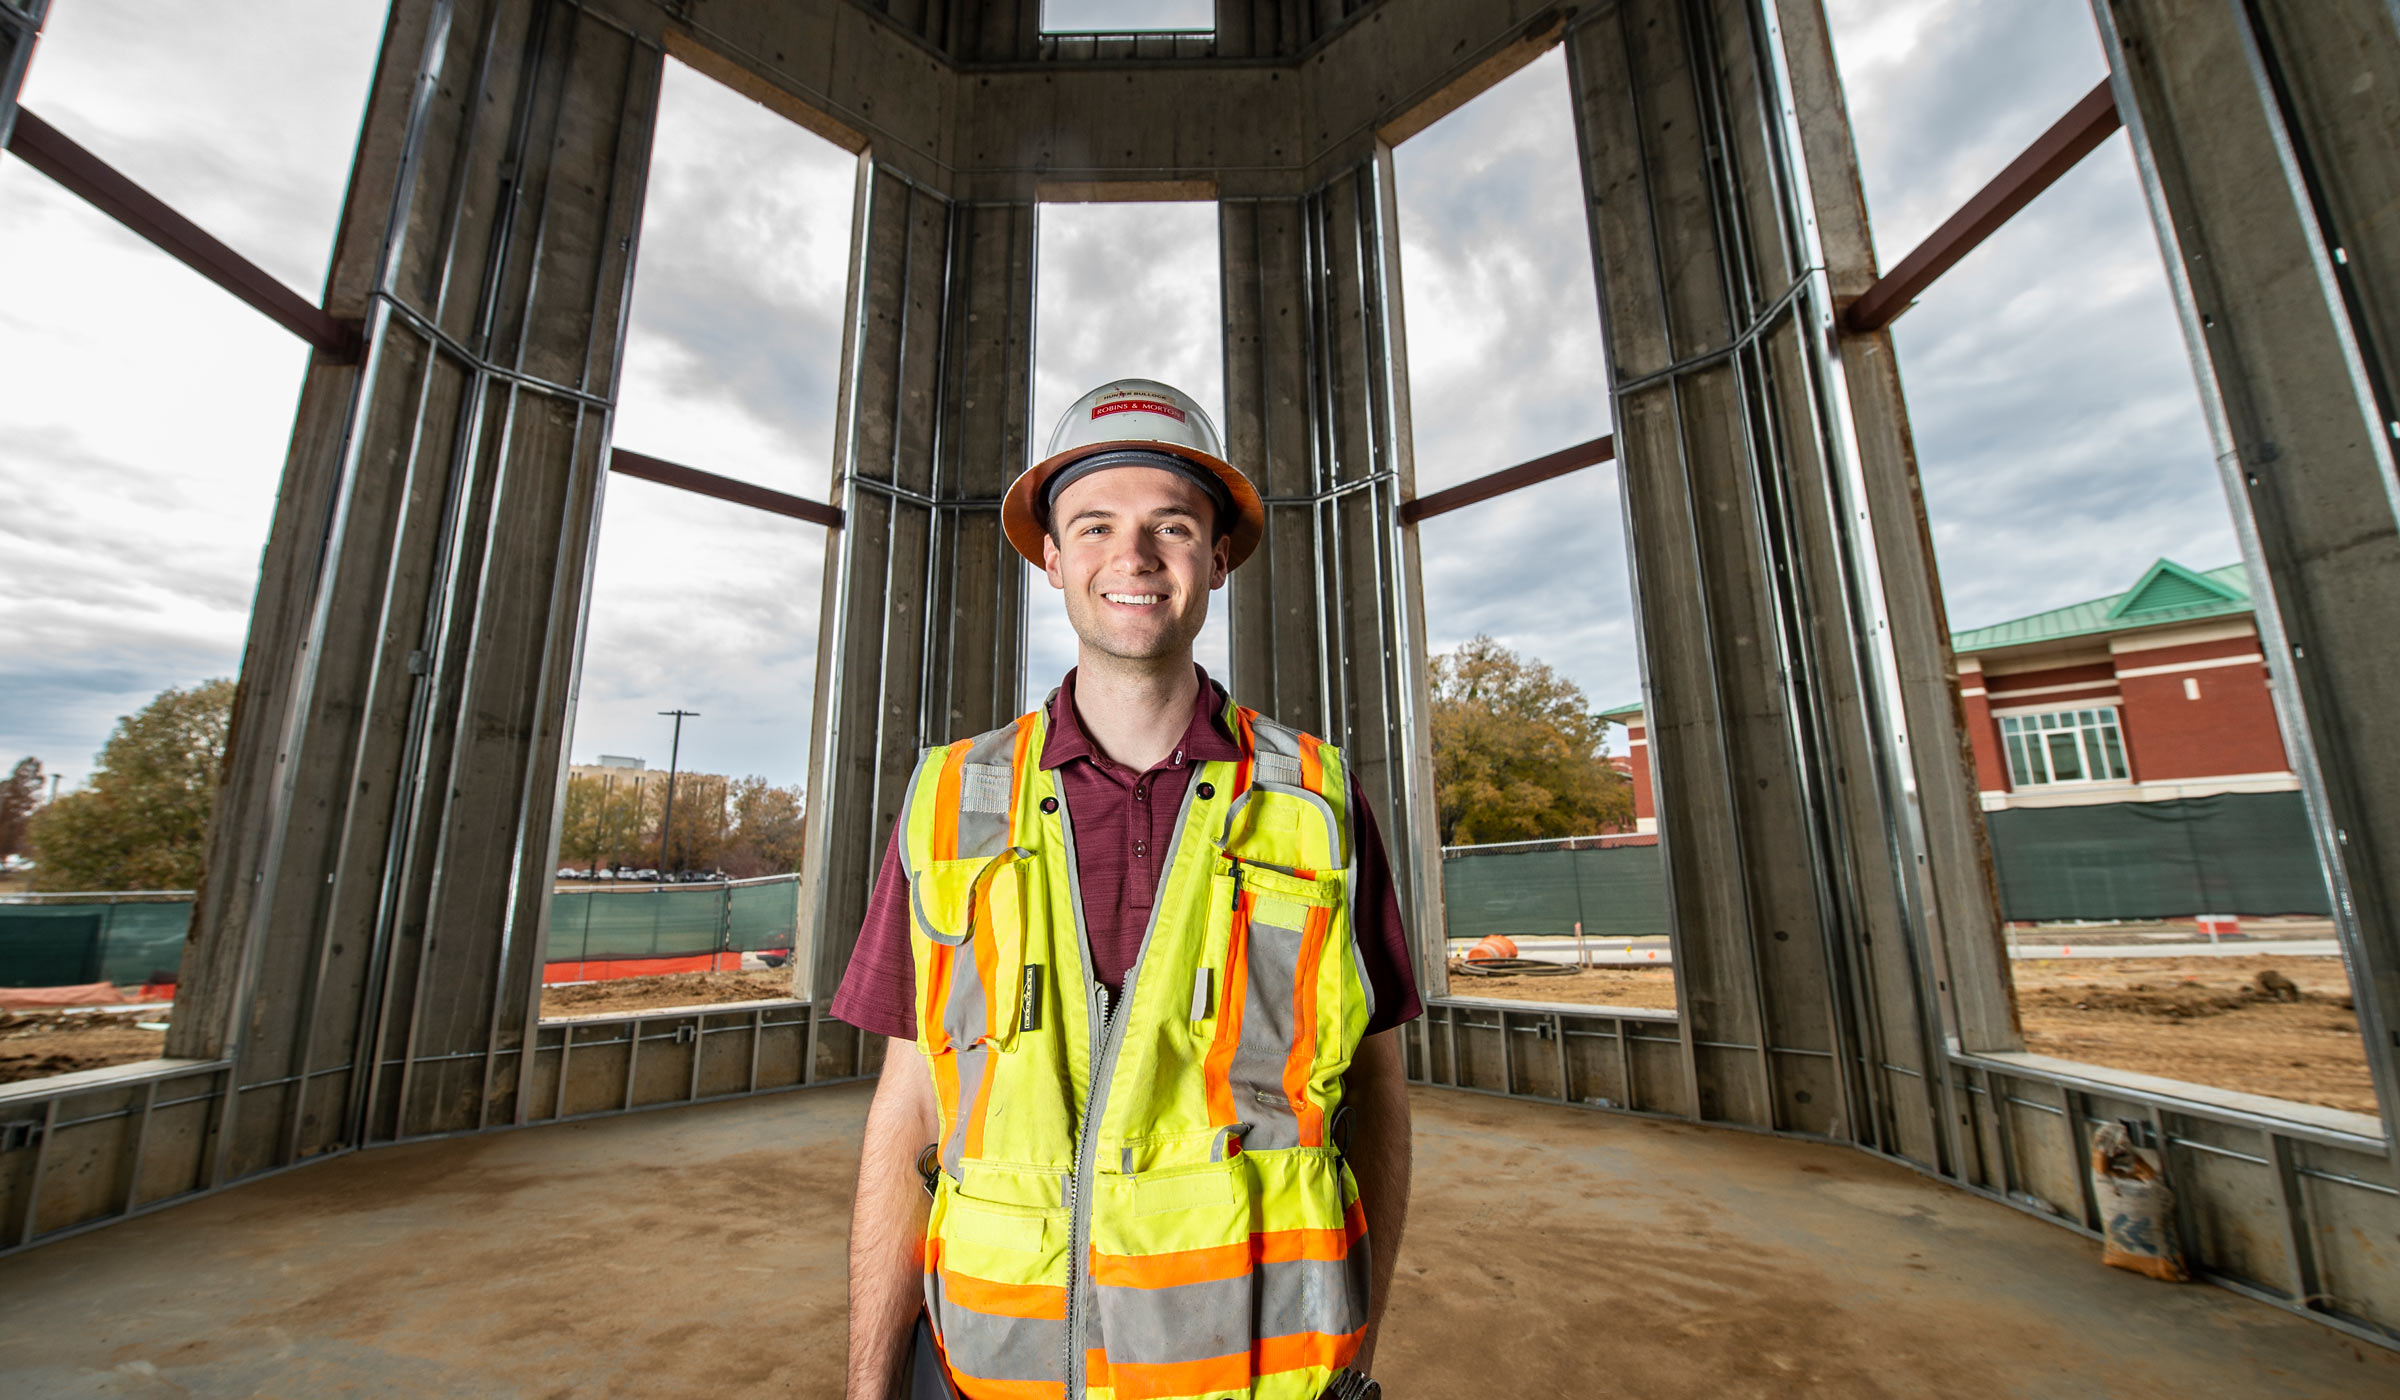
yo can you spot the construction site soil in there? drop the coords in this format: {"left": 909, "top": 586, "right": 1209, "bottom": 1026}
{"left": 1449, "top": 952, "right": 2373, "bottom": 1114}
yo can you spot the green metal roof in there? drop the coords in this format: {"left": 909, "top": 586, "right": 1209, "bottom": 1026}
{"left": 1950, "top": 559, "right": 2250, "bottom": 655}
{"left": 1597, "top": 700, "right": 1645, "bottom": 721}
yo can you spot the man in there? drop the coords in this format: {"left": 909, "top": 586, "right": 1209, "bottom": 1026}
{"left": 833, "top": 379, "right": 1420, "bottom": 1400}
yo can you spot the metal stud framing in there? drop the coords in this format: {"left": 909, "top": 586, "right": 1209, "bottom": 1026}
{"left": 3, "top": 0, "right": 2398, "bottom": 1346}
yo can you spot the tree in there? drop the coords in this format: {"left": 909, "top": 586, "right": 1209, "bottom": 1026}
{"left": 1428, "top": 636, "right": 1632, "bottom": 846}
{"left": 649, "top": 771, "right": 731, "bottom": 873}
{"left": 27, "top": 680, "right": 236, "bottom": 891}
{"left": 558, "top": 771, "right": 650, "bottom": 873}
{"left": 0, "top": 757, "right": 42, "bottom": 858}
{"left": 721, "top": 775, "right": 807, "bottom": 878}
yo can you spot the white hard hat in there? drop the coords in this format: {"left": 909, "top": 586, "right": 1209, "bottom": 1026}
{"left": 1002, "top": 378, "right": 1265, "bottom": 570}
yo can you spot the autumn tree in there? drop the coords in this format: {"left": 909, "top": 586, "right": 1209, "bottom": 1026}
{"left": 1428, "top": 636, "right": 1632, "bottom": 846}
{"left": 28, "top": 680, "right": 236, "bottom": 891}
{"left": 0, "top": 757, "right": 42, "bottom": 858}
{"left": 721, "top": 775, "right": 806, "bottom": 878}
{"left": 649, "top": 771, "right": 731, "bottom": 873}
{"left": 559, "top": 771, "right": 651, "bottom": 873}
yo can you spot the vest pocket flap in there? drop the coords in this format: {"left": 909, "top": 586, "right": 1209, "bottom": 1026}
{"left": 1132, "top": 1164, "right": 1238, "bottom": 1216}
{"left": 911, "top": 857, "right": 989, "bottom": 946}
{"left": 1236, "top": 863, "right": 1337, "bottom": 906}
{"left": 941, "top": 1193, "right": 1056, "bottom": 1252}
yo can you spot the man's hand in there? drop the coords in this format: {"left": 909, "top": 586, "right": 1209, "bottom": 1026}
{"left": 1342, "top": 1029, "right": 1412, "bottom": 1375}
{"left": 848, "top": 1037, "right": 940, "bottom": 1400}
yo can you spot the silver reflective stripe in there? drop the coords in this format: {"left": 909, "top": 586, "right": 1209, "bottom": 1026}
{"left": 931, "top": 1273, "right": 1066, "bottom": 1384}
{"left": 1230, "top": 911, "right": 1306, "bottom": 1149}
{"left": 1092, "top": 1256, "right": 1368, "bottom": 1367}
{"left": 1093, "top": 1273, "right": 1248, "bottom": 1366}
{"left": 955, "top": 722, "right": 1023, "bottom": 857}
{"left": 1255, "top": 750, "right": 1302, "bottom": 788}
{"left": 943, "top": 1043, "right": 987, "bottom": 1175}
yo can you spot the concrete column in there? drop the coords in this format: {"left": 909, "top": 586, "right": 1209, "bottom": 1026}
{"left": 1564, "top": 0, "right": 1964, "bottom": 1165}
{"left": 0, "top": 0, "right": 44, "bottom": 148}
{"left": 2093, "top": 0, "right": 2400, "bottom": 1139}
{"left": 174, "top": 0, "right": 661, "bottom": 1168}
{"left": 1222, "top": 154, "right": 1446, "bottom": 1001}
{"left": 798, "top": 166, "right": 1035, "bottom": 1078}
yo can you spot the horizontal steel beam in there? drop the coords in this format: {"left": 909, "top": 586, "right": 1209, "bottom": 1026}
{"left": 1844, "top": 79, "right": 2123, "bottom": 336}
{"left": 3, "top": 107, "right": 359, "bottom": 361}
{"left": 1400, "top": 435, "right": 1616, "bottom": 524}
{"left": 607, "top": 449, "right": 844, "bottom": 528}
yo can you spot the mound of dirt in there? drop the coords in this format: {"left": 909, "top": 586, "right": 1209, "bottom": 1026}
{"left": 0, "top": 1009, "right": 167, "bottom": 1085}
{"left": 2012, "top": 979, "right": 2325, "bottom": 1020}
{"left": 539, "top": 970, "right": 797, "bottom": 1018}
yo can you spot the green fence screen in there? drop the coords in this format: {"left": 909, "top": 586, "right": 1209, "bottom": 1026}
{"left": 1984, "top": 792, "right": 2331, "bottom": 921}
{"left": 1, "top": 878, "right": 804, "bottom": 989}
{"left": 0, "top": 901, "right": 189, "bottom": 988}
{"left": 1439, "top": 843, "right": 1669, "bottom": 941}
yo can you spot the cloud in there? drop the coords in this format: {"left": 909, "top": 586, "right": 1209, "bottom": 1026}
{"left": 0, "top": 0, "right": 362, "bottom": 791}
{"left": 1822, "top": 0, "right": 2232, "bottom": 629}
{"left": 569, "top": 59, "right": 857, "bottom": 788}
{"left": 1393, "top": 51, "right": 1635, "bottom": 726}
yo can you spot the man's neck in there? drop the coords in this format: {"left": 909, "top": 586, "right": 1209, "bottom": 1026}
{"left": 1069, "top": 652, "right": 1199, "bottom": 774}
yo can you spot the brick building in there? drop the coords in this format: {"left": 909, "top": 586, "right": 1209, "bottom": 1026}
{"left": 1951, "top": 558, "right": 2294, "bottom": 809}
{"left": 1598, "top": 561, "right": 2328, "bottom": 920}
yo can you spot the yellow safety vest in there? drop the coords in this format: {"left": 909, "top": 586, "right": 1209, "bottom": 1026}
{"left": 900, "top": 694, "right": 1375, "bottom": 1400}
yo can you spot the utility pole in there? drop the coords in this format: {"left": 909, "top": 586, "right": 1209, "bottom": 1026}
{"left": 656, "top": 709, "right": 698, "bottom": 877}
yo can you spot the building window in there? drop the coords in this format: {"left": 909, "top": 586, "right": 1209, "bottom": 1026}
{"left": 2000, "top": 708, "right": 2130, "bottom": 787}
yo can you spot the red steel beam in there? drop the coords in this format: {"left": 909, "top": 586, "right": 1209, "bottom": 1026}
{"left": 4, "top": 107, "right": 360, "bottom": 361}
{"left": 1400, "top": 435, "right": 1616, "bottom": 525}
{"left": 1843, "top": 79, "right": 2123, "bottom": 336}
{"left": 608, "top": 449, "right": 844, "bottom": 528}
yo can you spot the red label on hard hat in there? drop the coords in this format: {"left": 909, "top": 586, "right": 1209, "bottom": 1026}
{"left": 1092, "top": 398, "right": 1187, "bottom": 423}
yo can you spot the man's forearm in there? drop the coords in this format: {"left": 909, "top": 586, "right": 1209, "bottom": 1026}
{"left": 848, "top": 1039, "right": 938, "bottom": 1400}
{"left": 1343, "top": 1029, "right": 1412, "bottom": 1374}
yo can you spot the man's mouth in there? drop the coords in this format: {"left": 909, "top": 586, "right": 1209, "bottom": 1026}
{"left": 1102, "top": 592, "right": 1164, "bottom": 607}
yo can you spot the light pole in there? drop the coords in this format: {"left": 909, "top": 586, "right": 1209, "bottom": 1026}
{"left": 657, "top": 709, "right": 698, "bottom": 876}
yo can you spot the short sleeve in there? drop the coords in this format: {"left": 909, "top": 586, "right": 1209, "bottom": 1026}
{"left": 826, "top": 823, "right": 919, "bottom": 1040}
{"left": 1345, "top": 771, "right": 1424, "bottom": 1035}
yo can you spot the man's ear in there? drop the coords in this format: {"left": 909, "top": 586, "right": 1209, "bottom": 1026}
{"left": 1042, "top": 531, "right": 1067, "bottom": 589}
{"left": 1209, "top": 534, "right": 1231, "bottom": 590}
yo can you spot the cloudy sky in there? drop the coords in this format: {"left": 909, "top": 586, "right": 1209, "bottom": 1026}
{"left": 0, "top": 0, "right": 2230, "bottom": 796}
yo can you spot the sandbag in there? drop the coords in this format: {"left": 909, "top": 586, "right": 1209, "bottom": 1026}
{"left": 2089, "top": 1122, "right": 2189, "bottom": 1282}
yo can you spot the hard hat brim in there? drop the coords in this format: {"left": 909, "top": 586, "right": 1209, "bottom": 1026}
{"left": 1002, "top": 440, "right": 1265, "bottom": 572}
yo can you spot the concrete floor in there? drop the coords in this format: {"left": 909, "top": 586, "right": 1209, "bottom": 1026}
{"left": 0, "top": 1084, "right": 2392, "bottom": 1398}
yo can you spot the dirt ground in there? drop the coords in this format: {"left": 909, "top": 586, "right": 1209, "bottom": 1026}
{"left": 537, "top": 968, "right": 798, "bottom": 1018}
{"left": 0, "top": 1007, "right": 168, "bottom": 1084}
{"left": 0, "top": 971, "right": 803, "bottom": 1084}
{"left": 1447, "top": 953, "right": 2372, "bottom": 1115}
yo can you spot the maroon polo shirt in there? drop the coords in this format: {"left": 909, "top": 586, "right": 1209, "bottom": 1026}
{"left": 827, "top": 667, "right": 1423, "bottom": 1041}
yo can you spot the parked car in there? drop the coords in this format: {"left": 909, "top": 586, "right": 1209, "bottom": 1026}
{"left": 630, "top": 868, "right": 658, "bottom": 881}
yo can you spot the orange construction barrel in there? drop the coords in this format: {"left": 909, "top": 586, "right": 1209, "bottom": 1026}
{"left": 1465, "top": 935, "right": 1519, "bottom": 962}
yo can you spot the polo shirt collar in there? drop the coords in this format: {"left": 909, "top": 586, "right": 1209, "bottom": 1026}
{"left": 1040, "top": 665, "right": 1244, "bottom": 772}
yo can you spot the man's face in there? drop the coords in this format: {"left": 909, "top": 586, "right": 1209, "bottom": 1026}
{"left": 1041, "top": 465, "right": 1230, "bottom": 667}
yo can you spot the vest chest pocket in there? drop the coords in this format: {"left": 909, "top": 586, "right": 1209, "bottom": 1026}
{"left": 913, "top": 848, "right": 1039, "bottom": 1052}
{"left": 1195, "top": 862, "right": 1344, "bottom": 1153}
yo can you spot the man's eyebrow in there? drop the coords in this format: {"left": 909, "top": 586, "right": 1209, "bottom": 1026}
{"left": 1063, "top": 503, "right": 1203, "bottom": 528}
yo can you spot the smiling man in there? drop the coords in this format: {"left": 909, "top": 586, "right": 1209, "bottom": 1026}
{"left": 832, "top": 379, "right": 1421, "bottom": 1400}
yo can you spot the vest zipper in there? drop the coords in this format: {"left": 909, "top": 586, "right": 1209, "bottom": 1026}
{"left": 1058, "top": 772, "right": 1209, "bottom": 1398}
